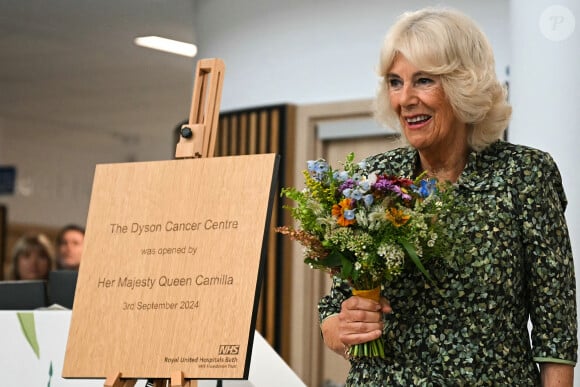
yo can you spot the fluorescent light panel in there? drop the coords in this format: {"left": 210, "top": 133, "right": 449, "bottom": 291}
{"left": 134, "top": 36, "right": 197, "bottom": 58}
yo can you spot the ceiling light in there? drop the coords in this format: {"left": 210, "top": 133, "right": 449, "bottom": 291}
{"left": 134, "top": 36, "right": 197, "bottom": 58}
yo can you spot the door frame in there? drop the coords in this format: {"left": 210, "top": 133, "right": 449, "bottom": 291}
{"left": 289, "top": 98, "right": 391, "bottom": 386}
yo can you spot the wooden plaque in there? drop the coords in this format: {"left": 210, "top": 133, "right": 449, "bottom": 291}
{"left": 63, "top": 154, "right": 279, "bottom": 380}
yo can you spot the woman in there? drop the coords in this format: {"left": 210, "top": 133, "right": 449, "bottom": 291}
{"left": 11, "top": 233, "right": 55, "bottom": 280}
{"left": 55, "top": 224, "right": 85, "bottom": 270}
{"left": 319, "top": 8, "right": 576, "bottom": 386}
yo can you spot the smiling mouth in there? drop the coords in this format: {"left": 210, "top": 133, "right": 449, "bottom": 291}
{"left": 405, "top": 115, "right": 431, "bottom": 125}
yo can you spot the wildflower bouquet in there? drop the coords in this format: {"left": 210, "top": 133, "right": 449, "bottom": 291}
{"left": 276, "top": 153, "right": 454, "bottom": 358}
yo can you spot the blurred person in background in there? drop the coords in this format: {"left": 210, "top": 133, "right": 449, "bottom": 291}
{"left": 55, "top": 224, "right": 85, "bottom": 270}
{"left": 10, "top": 233, "right": 55, "bottom": 280}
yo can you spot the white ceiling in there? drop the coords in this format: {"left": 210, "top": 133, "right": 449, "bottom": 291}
{"left": 0, "top": 0, "right": 196, "bottom": 142}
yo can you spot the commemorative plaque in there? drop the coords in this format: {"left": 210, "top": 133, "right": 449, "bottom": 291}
{"left": 63, "top": 153, "right": 279, "bottom": 380}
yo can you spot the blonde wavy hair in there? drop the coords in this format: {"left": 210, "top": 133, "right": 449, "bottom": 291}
{"left": 374, "top": 8, "right": 511, "bottom": 151}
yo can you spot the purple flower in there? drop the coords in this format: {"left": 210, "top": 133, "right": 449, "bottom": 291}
{"left": 391, "top": 185, "right": 412, "bottom": 201}
{"left": 372, "top": 175, "right": 412, "bottom": 200}
{"left": 373, "top": 176, "right": 396, "bottom": 193}
{"left": 339, "top": 179, "right": 356, "bottom": 193}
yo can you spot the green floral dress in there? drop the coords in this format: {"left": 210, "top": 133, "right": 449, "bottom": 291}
{"left": 318, "top": 141, "right": 577, "bottom": 386}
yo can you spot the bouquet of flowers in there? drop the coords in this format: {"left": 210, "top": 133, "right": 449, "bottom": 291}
{"left": 276, "top": 153, "right": 454, "bottom": 358}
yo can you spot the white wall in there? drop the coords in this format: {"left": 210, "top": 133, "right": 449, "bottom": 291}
{"left": 509, "top": 0, "right": 579, "bottom": 260}
{"left": 509, "top": 2, "right": 580, "bottom": 385}
{"left": 0, "top": 120, "right": 175, "bottom": 227}
{"left": 194, "top": 0, "right": 510, "bottom": 111}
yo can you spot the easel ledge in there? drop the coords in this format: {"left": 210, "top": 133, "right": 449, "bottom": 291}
{"left": 105, "top": 58, "right": 224, "bottom": 387}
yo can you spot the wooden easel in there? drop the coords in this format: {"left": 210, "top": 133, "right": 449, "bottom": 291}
{"left": 105, "top": 58, "right": 225, "bottom": 387}
{"left": 176, "top": 58, "right": 225, "bottom": 159}
{"left": 105, "top": 371, "right": 190, "bottom": 387}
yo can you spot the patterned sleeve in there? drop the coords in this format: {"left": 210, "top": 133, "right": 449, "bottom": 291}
{"left": 520, "top": 151, "right": 577, "bottom": 364}
{"left": 318, "top": 276, "right": 352, "bottom": 324}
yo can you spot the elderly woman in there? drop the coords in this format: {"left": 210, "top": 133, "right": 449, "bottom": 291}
{"left": 319, "top": 8, "right": 577, "bottom": 386}
{"left": 11, "top": 233, "right": 55, "bottom": 280}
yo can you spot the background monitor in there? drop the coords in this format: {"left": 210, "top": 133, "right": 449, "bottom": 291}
{"left": 0, "top": 280, "right": 47, "bottom": 310}
{"left": 47, "top": 270, "right": 78, "bottom": 309}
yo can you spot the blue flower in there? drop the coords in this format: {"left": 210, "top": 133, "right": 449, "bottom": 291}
{"left": 414, "top": 179, "right": 437, "bottom": 198}
{"left": 343, "top": 209, "right": 356, "bottom": 220}
{"left": 358, "top": 180, "right": 371, "bottom": 192}
{"left": 333, "top": 170, "right": 350, "bottom": 182}
{"left": 314, "top": 160, "right": 329, "bottom": 174}
{"left": 363, "top": 194, "right": 374, "bottom": 207}
{"left": 307, "top": 160, "right": 329, "bottom": 182}
{"left": 351, "top": 189, "right": 364, "bottom": 201}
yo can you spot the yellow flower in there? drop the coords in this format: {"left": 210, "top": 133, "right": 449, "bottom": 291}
{"left": 385, "top": 207, "right": 410, "bottom": 227}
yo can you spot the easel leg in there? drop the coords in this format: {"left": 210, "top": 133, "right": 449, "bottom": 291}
{"left": 170, "top": 371, "right": 198, "bottom": 387}
{"left": 104, "top": 372, "right": 137, "bottom": 387}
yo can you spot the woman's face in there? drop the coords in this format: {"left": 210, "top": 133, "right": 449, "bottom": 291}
{"left": 386, "top": 54, "right": 467, "bottom": 156}
{"left": 17, "top": 247, "right": 50, "bottom": 280}
{"left": 58, "top": 230, "right": 84, "bottom": 270}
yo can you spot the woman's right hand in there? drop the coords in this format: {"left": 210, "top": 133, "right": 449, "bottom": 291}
{"left": 321, "top": 295, "right": 392, "bottom": 358}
